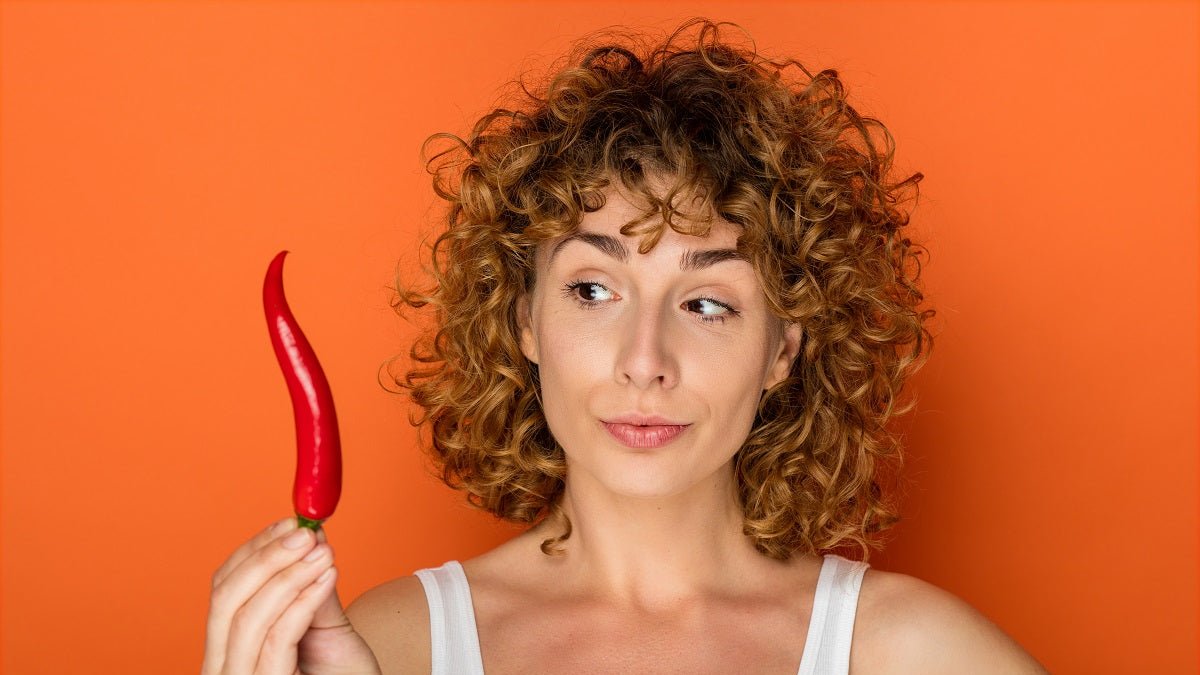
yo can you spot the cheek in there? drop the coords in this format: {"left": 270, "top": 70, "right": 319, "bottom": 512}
{"left": 532, "top": 310, "right": 610, "bottom": 427}
{"left": 536, "top": 304, "right": 612, "bottom": 369}
{"left": 693, "top": 355, "right": 759, "bottom": 405}
{"left": 686, "top": 333, "right": 773, "bottom": 423}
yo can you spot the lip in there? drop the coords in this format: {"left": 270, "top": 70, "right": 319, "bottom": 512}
{"left": 604, "top": 412, "right": 688, "bottom": 426}
{"left": 600, "top": 419, "right": 691, "bottom": 449}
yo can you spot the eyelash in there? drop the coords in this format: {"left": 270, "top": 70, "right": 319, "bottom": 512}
{"left": 560, "top": 279, "right": 741, "bottom": 324}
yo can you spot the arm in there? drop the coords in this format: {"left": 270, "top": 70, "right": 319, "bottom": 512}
{"left": 345, "top": 575, "right": 433, "bottom": 675}
{"left": 854, "top": 570, "right": 1051, "bottom": 674}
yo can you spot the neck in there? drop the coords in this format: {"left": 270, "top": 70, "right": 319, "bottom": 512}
{"left": 530, "top": 461, "right": 775, "bottom": 610}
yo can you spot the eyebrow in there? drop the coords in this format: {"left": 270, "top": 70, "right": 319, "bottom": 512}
{"left": 547, "top": 232, "right": 747, "bottom": 271}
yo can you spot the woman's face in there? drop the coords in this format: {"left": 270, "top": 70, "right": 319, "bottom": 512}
{"left": 517, "top": 182, "right": 801, "bottom": 499}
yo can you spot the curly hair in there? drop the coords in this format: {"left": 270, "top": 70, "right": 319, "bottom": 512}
{"left": 383, "top": 17, "right": 933, "bottom": 563}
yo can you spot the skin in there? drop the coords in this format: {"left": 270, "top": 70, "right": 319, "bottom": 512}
{"left": 510, "top": 177, "right": 804, "bottom": 610}
{"left": 203, "top": 174, "right": 1051, "bottom": 673}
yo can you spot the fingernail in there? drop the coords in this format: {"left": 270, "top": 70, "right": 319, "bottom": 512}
{"left": 283, "top": 529, "right": 311, "bottom": 549}
{"left": 272, "top": 517, "right": 295, "bottom": 535}
{"left": 303, "top": 544, "right": 329, "bottom": 562}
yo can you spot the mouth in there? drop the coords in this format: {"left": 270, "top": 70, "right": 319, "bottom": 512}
{"left": 600, "top": 420, "right": 691, "bottom": 449}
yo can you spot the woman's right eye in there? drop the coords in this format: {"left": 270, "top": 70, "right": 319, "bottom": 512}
{"left": 561, "top": 280, "right": 614, "bottom": 307}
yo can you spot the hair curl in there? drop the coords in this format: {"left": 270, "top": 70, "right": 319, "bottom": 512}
{"left": 383, "top": 17, "right": 934, "bottom": 562}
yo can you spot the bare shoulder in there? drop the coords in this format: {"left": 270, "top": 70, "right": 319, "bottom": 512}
{"left": 851, "top": 567, "right": 1050, "bottom": 675}
{"left": 344, "top": 574, "right": 431, "bottom": 675}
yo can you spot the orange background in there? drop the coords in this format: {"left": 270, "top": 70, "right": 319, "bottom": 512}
{"left": 2, "top": 1, "right": 1197, "bottom": 672}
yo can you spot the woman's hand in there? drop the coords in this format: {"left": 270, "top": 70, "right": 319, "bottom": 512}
{"left": 203, "top": 517, "right": 382, "bottom": 675}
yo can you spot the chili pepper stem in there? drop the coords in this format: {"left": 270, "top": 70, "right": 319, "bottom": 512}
{"left": 296, "top": 515, "right": 324, "bottom": 531}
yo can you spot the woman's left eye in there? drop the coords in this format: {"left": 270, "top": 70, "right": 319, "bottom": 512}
{"left": 684, "top": 297, "right": 738, "bottom": 324}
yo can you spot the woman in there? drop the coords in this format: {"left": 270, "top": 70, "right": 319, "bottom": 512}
{"left": 203, "top": 18, "right": 1049, "bottom": 674}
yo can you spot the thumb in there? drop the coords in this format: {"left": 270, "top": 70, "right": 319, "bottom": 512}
{"left": 310, "top": 574, "right": 351, "bottom": 629}
{"left": 309, "top": 526, "right": 350, "bottom": 629}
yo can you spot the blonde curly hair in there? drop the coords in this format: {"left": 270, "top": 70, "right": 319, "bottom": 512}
{"left": 383, "top": 17, "right": 933, "bottom": 562}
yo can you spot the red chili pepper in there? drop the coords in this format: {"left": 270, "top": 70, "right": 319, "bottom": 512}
{"left": 263, "top": 250, "right": 342, "bottom": 531}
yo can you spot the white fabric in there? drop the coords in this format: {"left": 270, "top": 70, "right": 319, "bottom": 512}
{"left": 414, "top": 560, "right": 486, "bottom": 675}
{"left": 414, "top": 552, "right": 869, "bottom": 675}
{"left": 797, "top": 553, "right": 871, "bottom": 675}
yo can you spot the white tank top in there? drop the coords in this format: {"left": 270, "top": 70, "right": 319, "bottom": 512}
{"left": 414, "top": 553, "right": 870, "bottom": 675}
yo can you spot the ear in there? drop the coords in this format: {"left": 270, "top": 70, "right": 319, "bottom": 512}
{"left": 516, "top": 292, "right": 539, "bottom": 365}
{"left": 763, "top": 320, "right": 802, "bottom": 391}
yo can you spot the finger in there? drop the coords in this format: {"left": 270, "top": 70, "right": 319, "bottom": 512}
{"left": 253, "top": 566, "right": 339, "bottom": 675}
{"left": 221, "top": 538, "right": 332, "bottom": 674}
{"left": 205, "top": 527, "right": 318, "bottom": 673}
{"left": 310, "top": 563, "right": 350, "bottom": 629}
{"left": 211, "top": 516, "right": 299, "bottom": 590}
{"left": 205, "top": 518, "right": 296, "bottom": 674}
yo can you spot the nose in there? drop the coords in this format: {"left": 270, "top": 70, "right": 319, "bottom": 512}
{"left": 614, "top": 301, "right": 679, "bottom": 390}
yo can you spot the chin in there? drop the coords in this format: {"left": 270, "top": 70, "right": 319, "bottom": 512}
{"left": 581, "top": 459, "right": 696, "bottom": 500}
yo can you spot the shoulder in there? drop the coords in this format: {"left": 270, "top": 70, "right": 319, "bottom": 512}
{"left": 851, "top": 566, "right": 1050, "bottom": 674}
{"left": 344, "top": 573, "right": 432, "bottom": 675}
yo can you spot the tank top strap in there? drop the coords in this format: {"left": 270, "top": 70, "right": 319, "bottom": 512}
{"left": 413, "top": 560, "right": 486, "bottom": 675}
{"left": 796, "top": 553, "right": 871, "bottom": 675}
